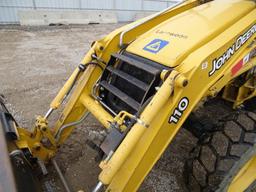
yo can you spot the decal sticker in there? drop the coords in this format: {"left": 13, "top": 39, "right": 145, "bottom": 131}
{"left": 202, "top": 62, "right": 208, "bottom": 70}
{"left": 243, "top": 53, "right": 250, "bottom": 64}
{"left": 169, "top": 97, "right": 189, "bottom": 124}
{"left": 143, "top": 39, "right": 169, "bottom": 54}
{"left": 231, "top": 59, "right": 244, "bottom": 76}
{"left": 209, "top": 23, "right": 256, "bottom": 76}
{"left": 155, "top": 30, "right": 188, "bottom": 39}
{"left": 231, "top": 53, "right": 251, "bottom": 76}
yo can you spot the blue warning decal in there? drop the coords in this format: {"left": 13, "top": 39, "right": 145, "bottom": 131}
{"left": 143, "top": 39, "right": 169, "bottom": 54}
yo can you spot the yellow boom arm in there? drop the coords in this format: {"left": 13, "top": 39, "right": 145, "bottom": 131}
{"left": 14, "top": 0, "right": 256, "bottom": 191}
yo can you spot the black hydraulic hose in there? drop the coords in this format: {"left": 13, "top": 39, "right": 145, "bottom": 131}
{"left": 64, "top": 62, "right": 104, "bottom": 100}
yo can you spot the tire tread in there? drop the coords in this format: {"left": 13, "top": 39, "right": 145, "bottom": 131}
{"left": 185, "top": 101, "right": 256, "bottom": 192}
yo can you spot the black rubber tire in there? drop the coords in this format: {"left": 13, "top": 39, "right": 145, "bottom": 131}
{"left": 184, "top": 102, "right": 256, "bottom": 192}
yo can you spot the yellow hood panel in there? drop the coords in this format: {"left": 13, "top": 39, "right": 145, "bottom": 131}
{"left": 126, "top": 0, "right": 255, "bottom": 67}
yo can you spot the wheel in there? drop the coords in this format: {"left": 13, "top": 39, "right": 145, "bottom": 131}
{"left": 184, "top": 101, "right": 256, "bottom": 192}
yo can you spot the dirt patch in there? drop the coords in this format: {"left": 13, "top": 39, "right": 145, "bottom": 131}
{"left": 0, "top": 24, "right": 197, "bottom": 192}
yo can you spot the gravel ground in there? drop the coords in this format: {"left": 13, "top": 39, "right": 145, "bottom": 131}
{"left": 0, "top": 24, "right": 197, "bottom": 192}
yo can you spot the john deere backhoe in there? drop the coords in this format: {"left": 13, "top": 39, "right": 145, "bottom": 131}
{"left": 1, "top": 0, "right": 256, "bottom": 191}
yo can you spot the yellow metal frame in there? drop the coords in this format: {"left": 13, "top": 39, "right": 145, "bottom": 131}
{"left": 223, "top": 72, "right": 256, "bottom": 108}
{"left": 228, "top": 155, "right": 256, "bottom": 192}
{"left": 14, "top": 0, "right": 256, "bottom": 191}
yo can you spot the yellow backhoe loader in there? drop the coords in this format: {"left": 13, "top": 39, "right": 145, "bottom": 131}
{"left": 1, "top": 0, "right": 256, "bottom": 191}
